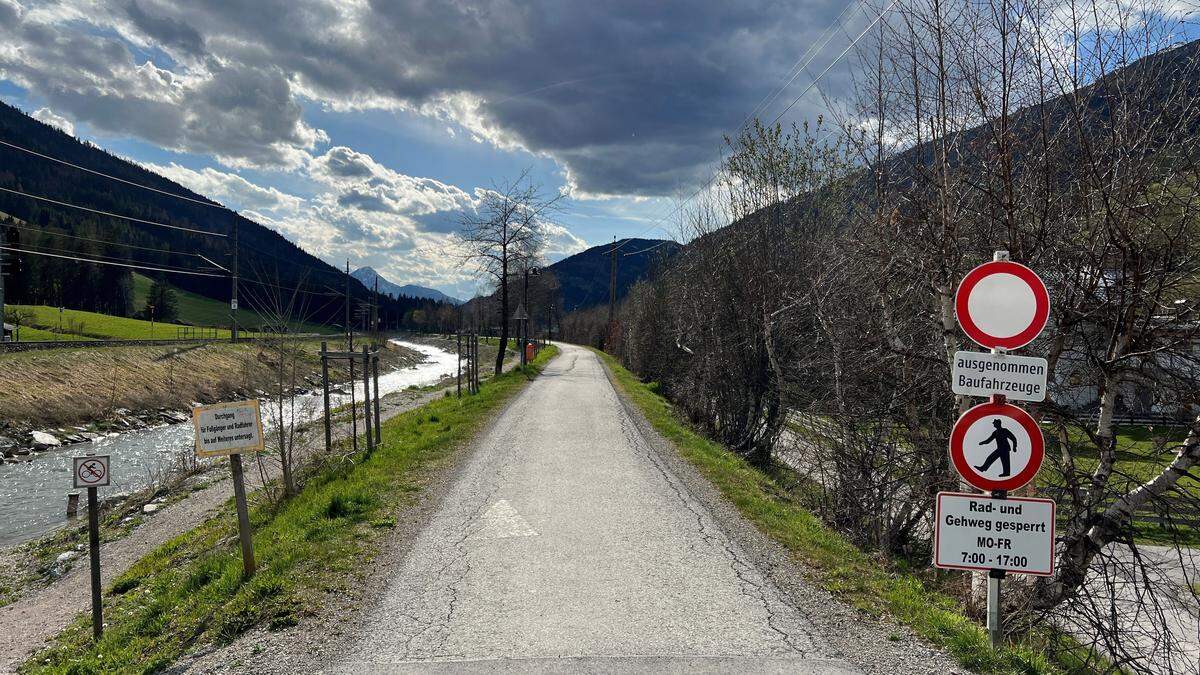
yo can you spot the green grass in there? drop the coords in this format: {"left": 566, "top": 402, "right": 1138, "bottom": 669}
{"left": 7, "top": 326, "right": 95, "bottom": 342}
{"left": 11, "top": 304, "right": 234, "bottom": 341}
{"left": 24, "top": 346, "right": 559, "bottom": 673}
{"left": 594, "top": 349, "right": 1100, "bottom": 675}
{"left": 130, "top": 274, "right": 327, "bottom": 334}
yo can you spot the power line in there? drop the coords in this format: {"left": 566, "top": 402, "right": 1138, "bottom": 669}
{"left": 623, "top": 240, "right": 675, "bottom": 257}
{"left": 735, "top": 0, "right": 867, "bottom": 134}
{"left": 1, "top": 220, "right": 214, "bottom": 259}
{"left": 0, "top": 245, "right": 228, "bottom": 277}
{"left": 0, "top": 138, "right": 226, "bottom": 209}
{"left": 769, "top": 0, "right": 902, "bottom": 126}
{"left": 6, "top": 241, "right": 225, "bottom": 273}
{"left": 0, "top": 186, "right": 226, "bottom": 237}
{"left": 613, "top": 0, "right": 902, "bottom": 255}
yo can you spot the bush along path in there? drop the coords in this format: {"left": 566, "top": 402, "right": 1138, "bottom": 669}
{"left": 594, "top": 349, "right": 1099, "bottom": 675}
{"left": 19, "top": 346, "right": 559, "bottom": 674}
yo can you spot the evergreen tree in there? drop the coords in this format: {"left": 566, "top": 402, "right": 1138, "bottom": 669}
{"left": 144, "top": 277, "right": 179, "bottom": 323}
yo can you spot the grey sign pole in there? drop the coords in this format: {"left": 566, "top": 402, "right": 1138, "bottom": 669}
{"left": 73, "top": 454, "right": 110, "bottom": 641}
{"left": 362, "top": 346, "right": 374, "bottom": 456}
{"left": 372, "top": 352, "right": 381, "bottom": 444}
{"left": 87, "top": 485, "right": 102, "bottom": 640}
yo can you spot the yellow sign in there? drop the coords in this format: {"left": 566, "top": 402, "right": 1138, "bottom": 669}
{"left": 192, "top": 399, "right": 265, "bottom": 458}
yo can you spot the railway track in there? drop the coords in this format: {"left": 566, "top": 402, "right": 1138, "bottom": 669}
{"left": 0, "top": 333, "right": 338, "bottom": 352}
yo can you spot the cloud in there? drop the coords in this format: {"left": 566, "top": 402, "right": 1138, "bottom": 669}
{"left": 31, "top": 107, "right": 74, "bottom": 135}
{"left": 0, "top": 6, "right": 326, "bottom": 170}
{"left": 144, "top": 147, "right": 580, "bottom": 301}
{"left": 541, "top": 221, "right": 589, "bottom": 261}
{"left": 308, "top": 146, "right": 475, "bottom": 217}
{"left": 140, "top": 162, "right": 304, "bottom": 214}
{"left": 0, "top": 0, "right": 868, "bottom": 193}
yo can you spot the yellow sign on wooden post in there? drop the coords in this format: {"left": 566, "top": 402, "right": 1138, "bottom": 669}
{"left": 192, "top": 399, "right": 265, "bottom": 458}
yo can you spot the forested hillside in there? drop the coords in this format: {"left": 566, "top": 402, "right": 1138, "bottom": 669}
{"left": 548, "top": 238, "right": 678, "bottom": 312}
{"left": 0, "top": 102, "right": 449, "bottom": 330}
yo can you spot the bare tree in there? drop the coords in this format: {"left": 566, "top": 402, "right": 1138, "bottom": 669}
{"left": 453, "top": 169, "right": 558, "bottom": 374}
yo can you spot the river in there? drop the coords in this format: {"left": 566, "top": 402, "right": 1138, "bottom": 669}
{"left": 0, "top": 340, "right": 460, "bottom": 548}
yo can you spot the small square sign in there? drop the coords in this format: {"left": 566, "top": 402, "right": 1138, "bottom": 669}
{"left": 73, "top": 455, "right": 111, "bottom": 489}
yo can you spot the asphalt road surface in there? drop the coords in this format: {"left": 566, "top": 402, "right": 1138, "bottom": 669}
{"left": 336, "top": 344, "right": 857, "bottom": 673}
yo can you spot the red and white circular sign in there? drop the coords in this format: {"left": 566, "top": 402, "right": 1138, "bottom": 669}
{"left": 950, "top": 402, "right": 1044, "bottom": 492}
{"left": 955, "top": 260, "right": 1049, "bottom": 350}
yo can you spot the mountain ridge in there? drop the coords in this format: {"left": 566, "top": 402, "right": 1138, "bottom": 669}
{"left": 0, "top": 101, "right": 453, "bottom": 328}
{"left": 351, "top": 267, "right": 462, "bottom": 305}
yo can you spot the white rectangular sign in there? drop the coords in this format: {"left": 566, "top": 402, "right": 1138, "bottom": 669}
{"left": 934, "top": 492, "right": 1055, "bottom": 576}
{"left": 73, "top": 455, "right": 111, "bottom": 489}
{"left": 193, "top": 400, "right": 264, "bottom": 458}
{"left": 952, "top": 350, "right": 1048, "bottom": 402}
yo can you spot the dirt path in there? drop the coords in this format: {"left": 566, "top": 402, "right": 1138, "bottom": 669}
{"left": 0, "top": 349, "right": 515, "bottom": 674}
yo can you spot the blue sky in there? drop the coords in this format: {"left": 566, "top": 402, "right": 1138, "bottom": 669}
{"left": 0, "top": 1, "right": 1194, "bottom": 299}
{"left": 0, "top": 0, "right": 877, "bottom": 299}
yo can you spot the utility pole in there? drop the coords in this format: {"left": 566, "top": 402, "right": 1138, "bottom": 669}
{"left": 230, "top": 218, "right": 239, "bottom": 342}
{"left": 344, "top": 260, "right": 352, "bottom": 351}
{"left": 0, "top": 224, "right": 6, "bottom": 338}
{"left": 373, "top": 276, "right": 379, "bottom": 345}
{"left": 608, "top": 238, "right": 618, "bottom": 325}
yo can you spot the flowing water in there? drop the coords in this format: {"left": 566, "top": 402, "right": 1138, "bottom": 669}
{"left": 0, "top": 340, "right": 460, "bottom": 548}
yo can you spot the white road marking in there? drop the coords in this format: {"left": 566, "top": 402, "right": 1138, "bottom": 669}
{"left": 471, "top": 499, "right": 538, "bottom": 540}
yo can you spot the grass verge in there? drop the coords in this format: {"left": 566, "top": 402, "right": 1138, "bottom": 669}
{"left": 594, "top": 349, "right": 1096, "bottom": 675}
{"left": 24, "top": 346, "right": 558, "bottom": 674}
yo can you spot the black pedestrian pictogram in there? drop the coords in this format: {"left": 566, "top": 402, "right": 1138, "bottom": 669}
{"left": 975, "top": 419, "right": 1019, "bottom": 477}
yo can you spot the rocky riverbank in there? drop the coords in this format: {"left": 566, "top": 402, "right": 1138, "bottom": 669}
{"left": 0, "top": 339, "right": 425, "bottom": 464}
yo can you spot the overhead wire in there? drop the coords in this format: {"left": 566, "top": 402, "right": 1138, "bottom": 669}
{"left": 611, "top": 0, "right": 902, "bottom": 255}
{"left": 0, "top": 186, "right": 226, "bottom": 237}
{"left": 768, "top": 0, "right": 902, "bottom": 126}
{"left": 734, "top": 0, "right": 868, "bottom": 134}
{"left": 0, "top": 245, "right": 228, "bottom": 278}
{"left": 4, "top": 241, "right": 226, "bottom": 272}
{"left": 0, "top": 139, "right": 227, "bottom": 209}
{"left": 0, "top": 129, "right": 358, "bottom": 328}
{"left": 1, "top": 220, "right": 216, "bottom": 259}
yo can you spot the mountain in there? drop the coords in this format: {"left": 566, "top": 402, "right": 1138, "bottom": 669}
{"left": 0, "top": 101, "right": 452, "bottom": 329}
{"left": 547, "top": 238, "right": 680, "bottom": 313}
{"left": 351, "top": 267, "right": 462, "bottom": 304}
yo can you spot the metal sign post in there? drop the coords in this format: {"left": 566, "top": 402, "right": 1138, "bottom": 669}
{"left": 943, "top": 250, "right": 1055, "bottom": 650}
{"left": 73, "top": 454, "right": 111, "bottom": 641}
{"left": 362, "top": 346, "right": 374, "bottom": 456}
{"left": 193, "top": 400, "right": 265, "bottom": 578}
{"left": 372, "top": 352, "right": 381, "bottom": 444}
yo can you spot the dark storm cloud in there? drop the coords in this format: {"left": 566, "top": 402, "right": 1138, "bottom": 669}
{"left": 126, "top": 1, "right": 204, "bottom": 55}
{"left": 1, "top": 0, "right": 855, "bottom": 193}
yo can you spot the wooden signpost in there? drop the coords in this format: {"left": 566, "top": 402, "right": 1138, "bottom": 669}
{"left": 192, "top": 399, "right": 264, "bottom": 578}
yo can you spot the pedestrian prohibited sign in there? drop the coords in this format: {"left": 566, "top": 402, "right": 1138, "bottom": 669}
{"left": 955, "top": 260, "right": 1049, "bottom": 350}
{"left": 950, "top": 402, "right": 1044, "bottom": 492}
{"left": 73, "top": 455, "right": 111, "bottom": 488}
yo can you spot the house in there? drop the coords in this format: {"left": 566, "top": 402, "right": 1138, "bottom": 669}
{"left": 2, "top": 322, "right": 16, "bottom": 342}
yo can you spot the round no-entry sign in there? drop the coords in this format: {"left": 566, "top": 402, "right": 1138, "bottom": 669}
{"left": 950, "top": 402, "right": 1044, "bottom": 492}
{"left": 955, "top": 260, "right": 1049, "bottom": 350}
